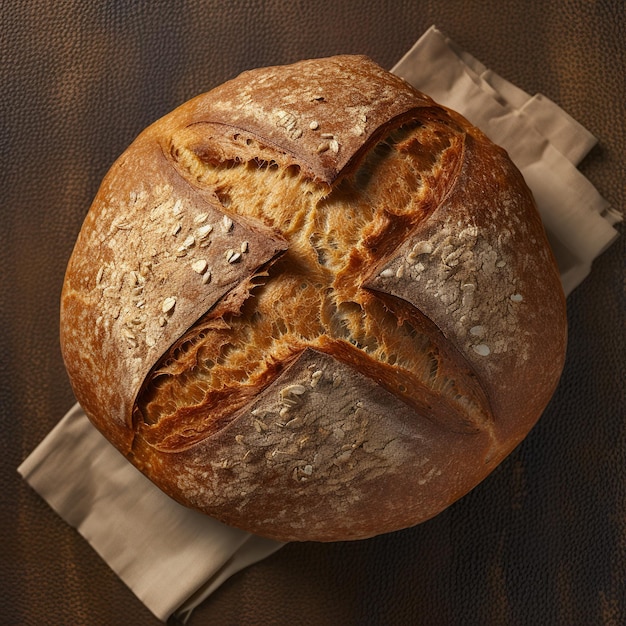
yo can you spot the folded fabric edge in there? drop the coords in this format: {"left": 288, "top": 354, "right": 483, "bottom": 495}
{"left": 601, "top": 205, "right": 623, "bottom": 226}
{"left": 174, "top": 535, "right": 286, "bottom": 623}
{"left": 520, "top": 94, "right": 598, "bottom": 165}
{"left": 17, "top": 403, "right": 83, "bottom": 479}
{"left": 392, "top": 25, "right": 620, "bottom": 296}
{"left": 400, "top": 26, "right": 599, "bottom": 165}
{"left": 18, "top": 403, "right": 285, "bottom": 623}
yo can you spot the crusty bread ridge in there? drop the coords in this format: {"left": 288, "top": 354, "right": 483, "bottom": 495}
{"left": 60, "top": 55, "right": 567, "bottom": 541}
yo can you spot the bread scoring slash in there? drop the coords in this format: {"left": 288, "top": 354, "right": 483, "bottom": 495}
{"left": 60, "top": 56, "right": 567, "bottom": 541}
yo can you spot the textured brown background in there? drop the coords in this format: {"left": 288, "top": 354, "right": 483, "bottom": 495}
{"left": 2, "top": 1, "right": 624, "bottom": 624}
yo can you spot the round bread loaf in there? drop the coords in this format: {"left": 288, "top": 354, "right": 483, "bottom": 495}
{"left": 60, "top": 55, "right": 567, "bottom": 541}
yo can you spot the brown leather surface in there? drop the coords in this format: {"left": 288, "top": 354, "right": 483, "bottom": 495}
{"left": 3, "top": 2, "right": 624, "bottom": 624}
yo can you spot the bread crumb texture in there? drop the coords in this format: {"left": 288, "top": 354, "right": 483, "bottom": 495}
{"left": 138, "top": 119, "right": 491, "bottom": 443}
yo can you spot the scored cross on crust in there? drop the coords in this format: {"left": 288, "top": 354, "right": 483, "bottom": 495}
{"left": 61, "top": 56, "right": 566, "bottom": 541}
{"left": 137, "top": 114, "right": 493, "bottom": 450}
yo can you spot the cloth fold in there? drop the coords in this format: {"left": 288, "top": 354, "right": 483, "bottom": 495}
{"left": 18, "top": 25, "right": 620, "bottom": 622}
{"left": 392, "top": 26, "right": 620, "bottom": 296}
{"left": 18, "top": 403, "right": 284, "bottom": 622}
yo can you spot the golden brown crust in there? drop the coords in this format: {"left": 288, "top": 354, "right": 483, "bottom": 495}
{"left": 60, "top": 55, "right": 567, "bottom": 541}
{"left": 60, "top": 135, "right": 287, "bottom": 452}
{"left": 179, "top": 55, "right": 434, "bottom": 184}
{"left": 365, "top": 128, "right": 567, "bottom": 443}
{"left": 131, "top": 348, "right": 499, "bottom": 542}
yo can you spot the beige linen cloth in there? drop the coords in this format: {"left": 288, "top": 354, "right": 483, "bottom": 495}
{"left": 18, "top": 25, "right": 620, "bottom": 623}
